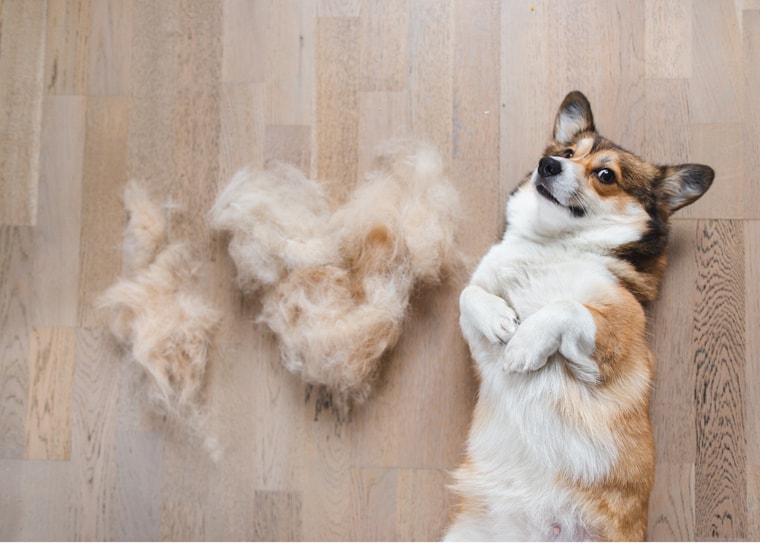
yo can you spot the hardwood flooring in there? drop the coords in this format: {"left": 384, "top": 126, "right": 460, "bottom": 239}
{"left": 1, "top": 0, "right": 758, "bottom": 540}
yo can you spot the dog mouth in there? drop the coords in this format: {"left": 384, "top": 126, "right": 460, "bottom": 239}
{"left": 535, "top": 180, "right": 587, "bottom": 218}
{"left": 536, "top": 182, "right": 561, "bottom": 206}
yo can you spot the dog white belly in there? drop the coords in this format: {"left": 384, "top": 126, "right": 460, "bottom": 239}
{"left": 447, "top": 408, "right": 593, "bottom": 541}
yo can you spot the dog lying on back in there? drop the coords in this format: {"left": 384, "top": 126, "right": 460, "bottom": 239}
{"left": 444, "top": 92, "right": 713, "bottom": 541}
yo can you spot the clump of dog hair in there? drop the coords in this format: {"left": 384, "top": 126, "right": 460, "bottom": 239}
{"left": 211, "top": 140, "right": 461, "bottom": 415}
{"left": 209, "top": 161, "right": 338, "bottom": 292}
{"left": 98, "top": 181, "right": 222, "bottom": 459}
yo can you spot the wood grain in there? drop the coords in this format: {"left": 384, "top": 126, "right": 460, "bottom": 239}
{"left": 645, "top": 0, "right": 692, "bottom": 79}
{"left": 359, "top": 0, "right": 407, "bottom": 93}
{"left": 0, "top": 0, "right": 46, "bottom": 226}
{"left": 397, "top": 468, "right": 451, "bottom": 541}
{"left": 253, "top": 490, "right": 303, "bottom": 541}
{"left": 265, "top": 0, "right": 317, "bottom": 128}
{"left": 316, "top": 15, "right": 360, "bottom": 202}
{"left": 406, "top": 0, "right": 452, "bottom": 166}
{"left": 77, "top": 96, "right": 128, "bottom": 327}
{"left": 452, "top": 0, "right": 500, "bottom": 161}
{"left": 70, "top": 327, "right": 121, "bottom": 540}
{"left": 744, "top": 9, "right": 760, "bottom": 220}
{"left": 87, "top": 0, "right": 132, "bottom": 97}
{"left": 689, "top": 0, "right": 742, "bottom": 124}
{"left": 24, "top": 327, "right": 76, "bottom": 461}
{"left": 33, "top": 96, "right": 85, "bottom": 327}
{"left": 44, "top": 0, "right": 90, "bottom": 96}
{"left": 647, "top": 463, "right": 695, "bottom": 541}
{"left": 0, "top": 2, "right": 758, "bottom": 541}
{"left": 0, "top": 226, "right": 33, "bottom": 459}
{"left": 693, "top": 220, "right": 747, "bottom": 539}
{"left": 350, "top": 467, "right": 398, "bottom": 541}
{"left": 649, "top": 220, "right": 698, "bottom": 464}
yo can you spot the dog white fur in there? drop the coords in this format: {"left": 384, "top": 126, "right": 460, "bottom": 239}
{"left": 444, "top": 92, "right": 713, "bottom": 541}
{"left": 211, "top": 140, "right": 460, "bottom": 415}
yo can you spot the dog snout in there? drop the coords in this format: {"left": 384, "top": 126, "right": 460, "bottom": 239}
{"left": 538, "top": 157, "right": 562, "bottom": 178}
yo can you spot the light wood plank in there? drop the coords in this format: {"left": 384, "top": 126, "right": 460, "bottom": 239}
{"left": 218, "top": 82, "right": 266, "bottom": 181}
{"left": 0, "top": 460, "right": 23, "bottom": 539}
{"left": 221, "top": 0, "right": 268, "bottom": 84}
{"left": 108, "top": 430, "right": 162, "bottom": 541}
{"left": 0, "top": 226, "right": 33, "bottom": 459}
{"left": 300, "top": 416, "right": 353, "bottom": 541}
{"left": 749, "top": 464, "right": 760, "bottom": 540}
{"left": 25, "top": 327, "right": 76, "bottom": 461}
{"left": 86, "top": 0, "right": 132, "bottom": 97}
{"left": 645, "top": 0, "right": 693, "bottom": 79}
{"left": 318, "top": 0, "right": 361, "bottom": 18}
{"left": 649, "top": 220, "right": 698, "bottom": 464}
{"left": 264, "top": 125, "right": 312, "bottom": 173}
{"left": 70, "top": 327, "right": 121, "bottom": 540}
{"left": 357, "top": 91, "right": 411, "bottom": 179}
{"left": 689, "top": 0, "right": 743, "bottom": 123}
{"left": 18, "top": 460, "right": 75, "bottom": 540}
{"left": 395, "top": 280, "right": 475, "bottom": 469}
{"left": 647, "top": 463, "right": 696, "bottom": 541}
{"left": 452, "top": 0, "right": 500, "bottom": 161}
{"left": 44, "top": 0, "right": 90, "bottom": 95}
{"left": 407, "top": 0, "right": 453, "bottom": 165}
{"left": 33, "top": 96, "right": 85, "bottom": 327}
{"left": 643, "top": 79, "right": 691, "bottom": 166}
{"left": 253, "top": 334, "right": 306, "bottom": 492}
{"left": 683, "top": 123, "right": 744, "bottom": 219}
{"left": 744, "top": 9, "right": 760, "bottom": 219}
{"left": 359, "top": 0, "right": 407, "bottom": 92}
{"left": 266, "top": 0, "right": 317, "bottom": 129}
{"left": 253, "top": 490, "right": 303, "bottom": 541}
{"left": 77, "top": 96, "right": 129, "bottom": 327}
{"left": 316, "top": 15, "right": 361, "bottom": 202}
{"left": 397, "top": 468, "right": 451, "bottom": 541}
{"left": 746, "top": 220, "right": 760, "bottom": 541}
{"left": 0, "top": 0, "right": 46, "bottom": 226}
{"left": 350, "top": 467, "right": 398, "bottom": 541}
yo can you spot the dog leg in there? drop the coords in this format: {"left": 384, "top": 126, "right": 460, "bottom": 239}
{"left": 502, "top": 301, "right": 600, "bottom": 383}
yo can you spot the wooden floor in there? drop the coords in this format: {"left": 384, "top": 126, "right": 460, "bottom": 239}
{"left": 1, "top": 0, "right": 758, "bottom": 540}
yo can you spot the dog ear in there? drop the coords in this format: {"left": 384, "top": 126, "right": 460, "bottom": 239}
{"left": 553, "top": 91, "right": 596, "bottom": 144}
{"left": 656, "top": 163, "right": 715, "bottom": 213}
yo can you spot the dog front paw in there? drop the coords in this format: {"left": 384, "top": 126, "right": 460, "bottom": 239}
{"left": 502, "top": 327, "right": 556, "bottom": 374}
{"left": 501, "top": 310, "right": 561, "bottom": 374}
{"left": 460, "top": 285, "right": 520, "bottom": 345}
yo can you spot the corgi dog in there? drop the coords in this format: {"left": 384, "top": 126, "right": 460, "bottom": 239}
{"left": 444, "top": 91, "right": 714, "bottom": 541}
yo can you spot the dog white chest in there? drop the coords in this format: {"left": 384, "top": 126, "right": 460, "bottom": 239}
{"left": 484, "top": 236, "right": 616, "bottom": 321}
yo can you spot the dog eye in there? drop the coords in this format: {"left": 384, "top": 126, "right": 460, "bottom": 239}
{"left": 563, "top": 149, "right": 574, "bottom": 158}
{"left": 596, "top": 168, "right": 616, "bottom": 184}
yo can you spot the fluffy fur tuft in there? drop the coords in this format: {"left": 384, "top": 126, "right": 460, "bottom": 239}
{"left": 209, "top": 160, "right": 337, "bottom": 292}
{"left": 212, "top": 140, "right": 461, "bottom": 415}
{"left": 98, "top": 181, "right": 221, "bottom": 456}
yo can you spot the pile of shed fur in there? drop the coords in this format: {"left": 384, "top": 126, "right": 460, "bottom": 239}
{"left": 99, "top": 139, "right": 460, "bottom": 435}
{"left": 211, "top": 140, "right": 460, "bottom": 415}
{"left": 97, "top": 182, "right": 221, "bottom": 458}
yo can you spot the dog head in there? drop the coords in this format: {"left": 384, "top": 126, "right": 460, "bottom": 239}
{"left": 510, "top": 91, "right": 714, "bottom": 299}
{"left": 535, "top": 91, "right": 713, "bottom": 222}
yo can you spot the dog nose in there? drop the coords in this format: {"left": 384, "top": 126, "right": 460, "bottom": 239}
{"left": 538, "top": 157, "right": 562, "bottom": 178}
